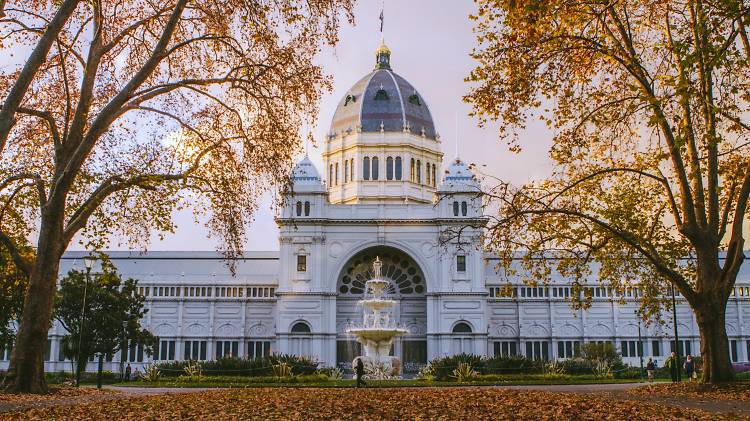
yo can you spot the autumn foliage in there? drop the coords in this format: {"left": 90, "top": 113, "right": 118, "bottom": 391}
{"left": 466, "top": 0, "right": 750, "bottom": 383}
{"left": 0, "top": 0, "right": 353, "bottom": 393}
{"left": 2, "top": 387, "right": 741, "bottom": 420}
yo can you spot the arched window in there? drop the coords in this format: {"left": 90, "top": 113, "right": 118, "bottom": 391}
{"left": 304, "top": 201, "right": 310, "bottom": 216}
{"left": 426, "top": 163, "right": 431, "bottom": 187}
{"left": 461, "top": 201, "right": 468, "bottom": 216}
{"left": 453, "top": 201, "right": 459, "bottom": 216}
{"left": 395, "top": 157, "right": 402, "bottom": 180}
{"left": 363, "top": 157, "right": 370, "bottom": 180}
{"left": 416, "top": 160, "right": 422, "bottom": 183}
{"left": 335, "top": 162, "right": 339, "bottom": 185}
{"left": 453, "top": 322, "right": 473, "bottom": 333}
{"left": 344, "top": 160, "right": 349, "bottom": 183}
{"left": 350, "top": 158, "right": 354, "bottom": 181}
{"left": 290, "top": 321, "right": 312, "bottom": 356}
{"left": 372, "top": 156, "right": 379, "bottom": 180}
{"left": 296, "top": 201, "right": 302, "bottom": 216}
{"left": 386, "top": 157, "right": 394, "bottom": 180}
{"left": 291, "top": 322, "right": 311, "bottom": 333}
{"left": 329, "top": 164, "right": 333, "bottom": 185}
{"left": 410, "top": 158, "right": 415, "bottom": 181}
{"left": 432, "top": 164, "right": 436, "bottom": 186}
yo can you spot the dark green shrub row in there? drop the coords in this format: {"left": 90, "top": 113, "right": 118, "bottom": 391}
{"left": 155, "top": 354, "right": 318, "bottom": 377}
{"left": 427, "top": 354, "right": 545, "bottom": 380}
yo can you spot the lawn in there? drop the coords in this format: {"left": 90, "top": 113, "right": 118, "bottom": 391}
{"left": 5, "top": 387, "right": 735, "bottom": 420}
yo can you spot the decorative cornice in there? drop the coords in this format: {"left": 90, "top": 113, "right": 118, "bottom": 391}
{"left": 275, "top": 291, "right": 338, "bottom": 296}
{"left": 276, "top": 217, "right": 489, "bottom": 226}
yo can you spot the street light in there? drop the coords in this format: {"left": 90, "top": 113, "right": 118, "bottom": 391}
{"left": 671, "top": 282, "right": 681, "bottom": 382}
{"left": 76, "top": 255, "right": 95, "bottom": 387}
{"left": 120, "top": 320, "right": 128, "bottom": 381}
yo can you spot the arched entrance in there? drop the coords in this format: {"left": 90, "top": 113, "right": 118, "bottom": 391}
{"left": 335, "top": 246, "right": 427, "bottom": 372}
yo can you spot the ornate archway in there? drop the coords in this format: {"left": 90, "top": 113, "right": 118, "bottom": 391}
{"left": 335, "top": 246, "right": 427, "bottom": 372}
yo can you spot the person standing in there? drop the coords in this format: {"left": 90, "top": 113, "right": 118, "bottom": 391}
{"left": 684, "top": 355, "right": 695, "bottom": 382}
{"left": 355, "top": 357, "right": 366, "bottom": 388}
{"left": 665, "top": 351, "right": 679, "bottom": 383}
{"left": 646, "top": 358, "right": 655, "bottom": 382}
{"left": 125, "top": 363, "right": 132, "bottom": 381}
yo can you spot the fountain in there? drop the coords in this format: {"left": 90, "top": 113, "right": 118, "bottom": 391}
{"left": 346, "top": 256, "right": 408, "bottom": 378}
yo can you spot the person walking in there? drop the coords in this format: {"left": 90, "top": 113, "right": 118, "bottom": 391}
{"left": 355, "top": 357, "right": 366, "bottom": 388}
{"left": 125, "top": 363, "right": 132, "bottom": 381}
{"left": 684, "top": 355, "right": 695, "bottom": 382}
{"left": 646, "top": 358, "right": 655, "bottom": 382}
{"left": 665, "top": 351, "right": 679, "bottom": 383}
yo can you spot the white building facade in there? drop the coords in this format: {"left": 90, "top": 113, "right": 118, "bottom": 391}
{"left": 3, "top": 44, "right": 750, "bottom": 374}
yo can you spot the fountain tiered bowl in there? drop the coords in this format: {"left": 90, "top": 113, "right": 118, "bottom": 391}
{"left": 346, "top": 257, "right": 407, "bottom": 379}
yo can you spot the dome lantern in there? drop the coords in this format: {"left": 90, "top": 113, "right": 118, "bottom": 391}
{"left": 375, "top": 40, "right": 391, "bottom": 70}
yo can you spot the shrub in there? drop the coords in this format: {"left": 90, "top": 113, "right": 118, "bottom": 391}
{"left": 451, "top": 362, "right": 477, "bottom": 382}
{"left": 579, "top": 343, "right": 624, "bottom": 370}
{"left": 272, "top": 362, "right": 292, "bottom": 378}
{"left": 269, "top": 354, "right": 319, "bottom": 375}
{"left": 544, "top": 361, "right": 566, "bottom": 376}
{"left": 558, "top": 359, "right": 595, "bottom": 375}
{"left": 613, "top": 367, "right": 643, "bottom": 379}
{"left": 482, "top": 355, "right": 543, "bottom": 375}
{"left": 592, "top": 361, "right": 613, "bottom": 379}
{"left": 142, "top": 364, "right": 162, "bottom": 382}
{"left": 154, "top": 354, "right": 319, "bottom": 377}
{"left": 428, "top": 354, "right": 484, "bottom": 380}
{"left": 317, "top": 367, "right": 344, "bottom": 380}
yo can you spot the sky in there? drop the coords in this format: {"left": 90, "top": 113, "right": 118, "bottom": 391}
{"left": 72, "top": 0, "right": 556, "bottom": 252}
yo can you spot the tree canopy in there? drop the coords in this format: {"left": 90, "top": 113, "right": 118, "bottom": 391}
{"left": 54, "top": 257, "right": 154, "bottom": 382}
{"left": 0, "top": 0, "right": 354, "bottom": 393}
{"left": 466, "top": 0, "right": 750, "bottom": 383}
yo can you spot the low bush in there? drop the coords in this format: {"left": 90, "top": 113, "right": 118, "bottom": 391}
{"left": 166, "top": 374, "right": 330, "bottom": 385}
{"left": 482, "top": 355, "right": 543, "bottom": 375}
{"left": 428, "top": 354, "right": 484, "bottom": 380}
{"left": 155, "top": 354, "right": 319, "bottom": 377}
{"left": 558, "top": 359, "right": 595, "bottom": 375}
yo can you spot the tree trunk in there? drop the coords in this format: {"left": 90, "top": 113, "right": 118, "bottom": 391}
{"left": 695, "top": 301, "right": 735, "bottom": 383}
{"left": 76, "top": 353, "right": 89, "bottom": 387}
{"left": 2, "top": 209, "right": 66, "bottom": 393}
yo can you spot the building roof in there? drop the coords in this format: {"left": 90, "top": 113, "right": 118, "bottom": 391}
{"left": 329, "top": 42, "right": 437, "bottom": 139}
{"left": 290, "top": 156, "right": 326, "bottom": 193}
{"left": 440, "top": 158, "right": 480, "bottom": 193}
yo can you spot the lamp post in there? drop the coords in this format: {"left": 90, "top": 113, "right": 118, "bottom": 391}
{"left": 120, "top": 320, "right": 128, "bottom": 381}
{"left": 637, "top": 316, "right": 644, "bottom": 380}
{"left": 671, "top": 282, "right": 681, "bottom": 382}
{"left": 76, "top": 255, "right": 95, "bottom": 387}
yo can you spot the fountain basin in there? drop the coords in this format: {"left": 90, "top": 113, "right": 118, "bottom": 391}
{"left": 357, "top": 298, "right": 397, "bottom": 311}
{"left": 346, "top": 327, "right": 408, "bottom": 342}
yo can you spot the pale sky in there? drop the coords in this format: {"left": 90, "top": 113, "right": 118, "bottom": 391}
{"left": 72, "top": 0, "right": 556, "bottom": 252}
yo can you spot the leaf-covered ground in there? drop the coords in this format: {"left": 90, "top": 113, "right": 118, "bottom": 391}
{"left": 4, "top": 387, "right": 743, "bottom": 420}
{"left": 0, "top": 386, "right": 115, "bottom": 403}
{"left": 0, "top": 386, "right": 122, "bottom": 414}
{"left": 628, "top": 381, "right": 750, "bottom": 402}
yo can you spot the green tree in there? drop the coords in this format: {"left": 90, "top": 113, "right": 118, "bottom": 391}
{"left": 55, "top": 258, "right": 154, "bottom": 388}
{"left": 0, "top": 0, "right": 354, "bottom": 393}
{"left": 466, "top": 1, "right": 750, "bottom": 383}
{"left": 0, "top": 245, "right": 30, "bottom": 348}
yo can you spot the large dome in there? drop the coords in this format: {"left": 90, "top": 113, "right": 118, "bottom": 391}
{"left": 329, "top": 42, "right": 437, "bottom": 140}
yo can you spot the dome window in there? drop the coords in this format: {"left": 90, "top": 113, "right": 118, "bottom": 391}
{"left": 344, "top": 94, "right": 356, "bottom": 106}
{"left": 374, "top": 88, "right": 389, "bottom": 101}
{"left": 408, "top": 93, "right": 421, "bottom": 106}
